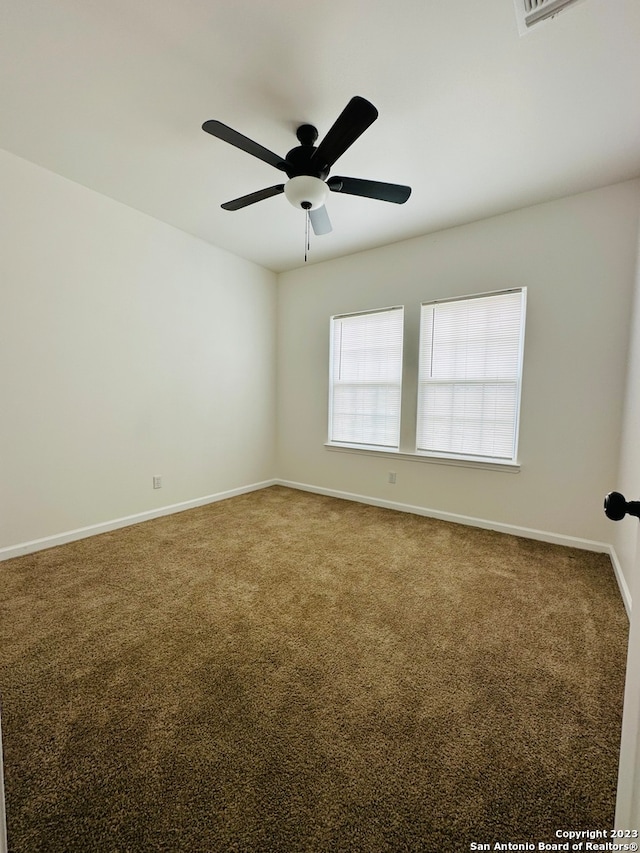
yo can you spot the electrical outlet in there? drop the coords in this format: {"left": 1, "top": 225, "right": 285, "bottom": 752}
{"left": 153, "top": 475, "right": 162, "bottom": 489}
{"left": 388, "top": 472, "right": 397, "bottom": 484}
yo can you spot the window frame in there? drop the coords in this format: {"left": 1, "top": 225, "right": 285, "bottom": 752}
{"left": 415, "top": 288, "right": 527, "bottom": 466}
{"left": 325, "top": 289, "right": 526, "bottom": 471}
{"left": 327, "top": 305, "right": 405, "bottom": 451}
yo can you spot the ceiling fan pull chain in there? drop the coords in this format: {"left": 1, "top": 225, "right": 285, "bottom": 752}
{"left": 304, "top": 206, "right": 310, "bottom": 263}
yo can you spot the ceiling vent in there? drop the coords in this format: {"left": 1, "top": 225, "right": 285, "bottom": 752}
{"left": 513, "top": 0, "right": 585, "bottom": 34}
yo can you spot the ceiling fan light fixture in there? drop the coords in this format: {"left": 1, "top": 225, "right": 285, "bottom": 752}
{"left": 284, "top": 175, "right": 328, "bottom": 211}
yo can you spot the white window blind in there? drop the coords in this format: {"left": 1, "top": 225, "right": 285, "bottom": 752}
{"left": 416, "top": 289, "right": 526, "bottom": 462}
{"left": 329, "top": 306, "right": 404, "bottom": 449}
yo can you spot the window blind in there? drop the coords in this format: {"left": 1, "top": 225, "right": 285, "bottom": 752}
{"left": 416, "top": 289, "right": 526, "bottom": 462}
{"left": 329, "top": 306, "right": 404, "bottom": 449}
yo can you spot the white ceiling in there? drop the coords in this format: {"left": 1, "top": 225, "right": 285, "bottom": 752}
{"left": 2, "top": 0, "right": 639, "bottom": 272}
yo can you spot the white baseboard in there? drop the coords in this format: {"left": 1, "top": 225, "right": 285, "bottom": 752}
{"left": 0, "top": 479, "right": 277, "bottom": 563}
{"left": 1, "top": 476, "right": 631, "bottom": 617}
{"left": 608, "top": 545, "right": 633, "bottom": 619}
{"left": 277, "top": 479, "right": 632, "bottom": 616}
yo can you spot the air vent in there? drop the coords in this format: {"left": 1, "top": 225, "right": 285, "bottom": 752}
{"left": 513, "top": 0, "right": 585, "bottom": 34}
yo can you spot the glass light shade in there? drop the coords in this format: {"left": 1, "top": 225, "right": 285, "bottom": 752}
{"left": 284, "top": 175, "right": 328, "bottom": 210}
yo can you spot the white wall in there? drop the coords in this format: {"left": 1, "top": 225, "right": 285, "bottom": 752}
{"left": 0, "top": 149, "right": 277, "bottom": 551}
{"left": 277, "top": 181, "right": 640, "bottom": 570}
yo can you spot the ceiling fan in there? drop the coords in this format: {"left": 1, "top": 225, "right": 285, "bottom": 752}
{"left": 202, "top": 96, "right": 411, "bottom": 237}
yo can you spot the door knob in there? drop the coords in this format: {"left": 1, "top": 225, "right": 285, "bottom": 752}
{"left": 604, "top": 491, "right": 640, "bottom": 521}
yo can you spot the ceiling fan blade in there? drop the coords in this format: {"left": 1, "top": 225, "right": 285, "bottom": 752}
{"left": 221, "top": 184, "right": 285, "bottom": 211}
{"left": 327, "top": 176, "right": 412, "bottom": 204}
{"left": 310, "top": 96, "right": 378, "bottom": 171}
{"left": 309, "top": 205, "right": 332, "bottom": 236}
{"left": 202, "top": 120, "right": 289, "bottom": 171}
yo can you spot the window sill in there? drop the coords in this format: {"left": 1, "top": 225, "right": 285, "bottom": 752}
{"left": 324, "top": 443, "right": 520, "bottom": 473}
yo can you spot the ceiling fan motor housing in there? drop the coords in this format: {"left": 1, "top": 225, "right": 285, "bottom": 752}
{"left": 284, "top": 125, "right": 329, "bottom": 180}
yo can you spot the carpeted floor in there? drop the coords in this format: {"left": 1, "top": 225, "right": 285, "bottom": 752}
{"left": 0, "top": 486, "right": 629, "bottom": 852}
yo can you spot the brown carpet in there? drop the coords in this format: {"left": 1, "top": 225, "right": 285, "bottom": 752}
{"left": 0, "top": 485, "right": 629, "bottom": 852}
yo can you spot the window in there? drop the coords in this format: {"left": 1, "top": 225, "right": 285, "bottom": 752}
{"left": 416, "top": 289, "right": 526, "bottom": 463}
{"left": 328, "top": 306, "right": 404, "bottom": 449}
{"left": 327, "top": 290, "right": 526, "bottom": 467}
